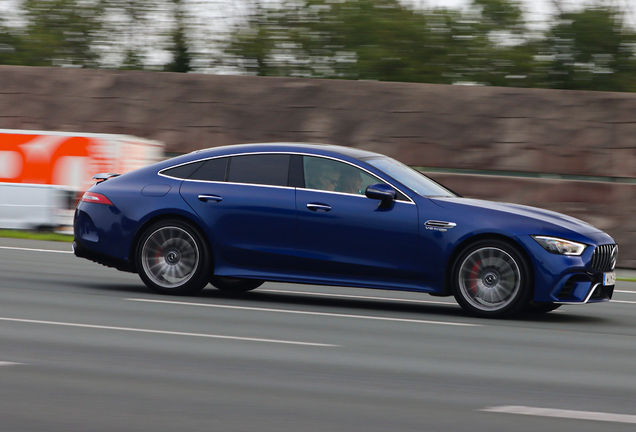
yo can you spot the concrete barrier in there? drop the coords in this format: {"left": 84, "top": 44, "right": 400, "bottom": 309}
{"left": 0, "top": 183, "right": 71, "bottom": 230}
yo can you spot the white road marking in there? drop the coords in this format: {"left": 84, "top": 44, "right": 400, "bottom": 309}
{"left": 0, "top": 317, "right": 336, "bottom": 347}
{"left": 610, "top": 300, "right": 636, "bottom": 304}
{"left": 615, "top": 290, "right": 636, "bottom": 294}
{"left": 0, "top": 246, "right": 72, "bottom": 254}
{"left": 481, "top": 406, "right": 636, "bottom": 424}
{"left": 259, "top": 288, "right": 457, "bottom": 306}
{"left": 127, "top": 298, "right": 480, "bottom": 327}
{"left": 0, "top": 362, "right": 22, "bottom": 366}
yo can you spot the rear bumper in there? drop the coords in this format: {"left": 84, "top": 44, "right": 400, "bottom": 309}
{"left": 73, "top": 237, "right": 134, "bottom": 273}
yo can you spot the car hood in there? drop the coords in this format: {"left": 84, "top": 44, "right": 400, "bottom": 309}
{"left": 430, "top": 197, "right": 604, "bottom": 236}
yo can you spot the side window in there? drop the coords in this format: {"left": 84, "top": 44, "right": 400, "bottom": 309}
{"left": 302, "top": 156, "right": 379, "bottom": 195}
{"left": 161, "top": 161, "right": 205, "bottom": 179}
{"left": 188, "top": 157, "right": 228, "bottom": 181}
{"left": 227, "top": 154, "right": 290, "bottom": 187}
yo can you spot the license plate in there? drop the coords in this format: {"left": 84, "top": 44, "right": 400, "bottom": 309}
{"left": 603, "top": 272, "right": 616, "bottom": 286}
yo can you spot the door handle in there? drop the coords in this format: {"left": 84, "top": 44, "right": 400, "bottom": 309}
{"left": 307, "top": 203, "right": 331, "bottom": 212}
{"left": 198, "top": 194, "right": 222, "bottom": 202}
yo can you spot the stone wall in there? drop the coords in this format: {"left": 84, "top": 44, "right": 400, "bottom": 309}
{"left": 1, "top": 65, "right": 635, "bottom": 266}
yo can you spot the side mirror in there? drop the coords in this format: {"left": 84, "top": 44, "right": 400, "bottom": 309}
{"left": 365, "top": 183, "right": 396, "bottom": 209}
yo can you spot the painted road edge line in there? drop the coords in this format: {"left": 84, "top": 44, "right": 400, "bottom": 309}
{"left": 127, "top": 298, "right": 481, "bottom": 327}
{"left": 480, "top": 406, "right": 636, "bottom": 424}
{"left": 0, "top": 317, "right": 337, "bottom": 347}
{"left": 0, "top": 246, "right": 72, "bottom": 254}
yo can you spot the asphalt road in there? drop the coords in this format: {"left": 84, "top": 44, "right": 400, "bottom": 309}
{"left": 1, "top": 238, "right": 636, "bottom": 432}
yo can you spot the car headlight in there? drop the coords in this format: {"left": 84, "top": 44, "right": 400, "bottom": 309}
{"left": 532, "top": 236, "right": 587, "bottom": 256}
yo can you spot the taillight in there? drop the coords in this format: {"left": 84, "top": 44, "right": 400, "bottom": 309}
{"left": 80, "top": 192, "right": 114, "bottom": 205}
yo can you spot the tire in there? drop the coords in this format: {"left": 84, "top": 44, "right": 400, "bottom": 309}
{"left": 136, "top": 219, "right": 210, "bottom": 295}
{"left": 211, "top": 276, "right": 263, "bottom": 293}
{"left": 524, "top": 302, "right": 561, "bottom": 314}
{"left": 452, "top": 239, "right": 532, "bottom": 318}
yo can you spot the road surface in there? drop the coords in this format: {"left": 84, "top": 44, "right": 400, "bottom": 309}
{"left": 1, "top": 238, "right": 636, "bottom": 432}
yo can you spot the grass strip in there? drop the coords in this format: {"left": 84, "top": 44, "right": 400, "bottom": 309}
{"left": 0, "top": 230, "right": 73, "bottom": 243}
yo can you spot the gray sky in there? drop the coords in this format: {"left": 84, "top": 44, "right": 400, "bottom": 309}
{"left": 425, "top": 0, "right": 634, "bottom": 28}
{"left": 0, "top": 0, "right": 616, "bottom": 21}
{"left": 1, "top": 0, "right": 632, "bottom": 28}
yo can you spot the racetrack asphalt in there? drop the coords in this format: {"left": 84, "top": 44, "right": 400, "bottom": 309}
{"left": 1, "top": 237, "right": 636, "bottom": 432}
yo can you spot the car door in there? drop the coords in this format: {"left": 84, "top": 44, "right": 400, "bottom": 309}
{"left": 179, "top": 153, "right": 297, "bottom": 276}
{"left": 295, "top": 156, "right": 420, "bottom": 286}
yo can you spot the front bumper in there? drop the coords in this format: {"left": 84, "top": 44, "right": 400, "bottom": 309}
{"left": 551, "top": 272, "right": 614, "bottom": 304}
{"left": 517, "top": 234, "right": 616, "bottom": 304}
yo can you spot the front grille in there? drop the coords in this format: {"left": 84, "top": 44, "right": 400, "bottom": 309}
{"left": 591, "top": 244, "right": 618, "bottom": 272}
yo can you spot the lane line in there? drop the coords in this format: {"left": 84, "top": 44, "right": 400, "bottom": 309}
{"left": 615, "top": 290, "right": 636, "bottom": 294}
{"left": 480, "top": 406, "right": 636, "bottom": 424}
{"left": 0, "top": 246, "right": 72, "bottom": 254}
{"left": 609, "top": 300, "right": 636, "bottom": 304}
{"left": 0, "top": 362, "right": 23, "bottom": 367}
{"left": 0, "top": 317, "right": 337, "bottom": 347}
{"left": 258, "top": 288, "right": 457, "bottom": 306}
{"left": 126, "top": 298, "right": 480, "bottom": 327}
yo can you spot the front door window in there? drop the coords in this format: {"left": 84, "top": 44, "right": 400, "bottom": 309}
{"left": 303, "top": 156, "right": 378, "bottom": 195}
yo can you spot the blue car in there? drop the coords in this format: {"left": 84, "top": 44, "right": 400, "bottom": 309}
{"left": 73, "top": 143, "right": 617, "bottom": 318}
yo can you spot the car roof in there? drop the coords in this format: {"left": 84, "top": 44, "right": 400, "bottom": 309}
{"left": 189, "top": 143, "right": 384, "bottom": 160}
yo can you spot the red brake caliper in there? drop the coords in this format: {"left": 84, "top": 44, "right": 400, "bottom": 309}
{"left": 469, "top": 260, "right": 481, "bottom": 295}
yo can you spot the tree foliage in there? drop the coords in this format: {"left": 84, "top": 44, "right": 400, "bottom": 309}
{"left": 224, "top": 0, "right": 636, "bottom": 92}
{"left": 20, "top": 0, "right": 105, "bottom": 67}
{"left": 0, "top": 21, "right": 23, "bottom": 66}
{"left": 0, "top": 0, "right": 635, "bottom": 91}
{"left": 223, "top": 0, "right": 543, "bottom": 86}
{"left": 538, "top": 6, "right": 636, "bottom": 92}
{"left": 164, "top": 0, "right": 193, "bottom": 73}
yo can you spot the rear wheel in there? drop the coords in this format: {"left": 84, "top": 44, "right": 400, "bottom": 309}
{"left": 452, "top": 239, "right": 532, "bottom": 318}
{"left": 136, "top": 220, "right": 210, "bottom": 295}
{"left": 211, "top": 276, "right": 263, "bottom": 293}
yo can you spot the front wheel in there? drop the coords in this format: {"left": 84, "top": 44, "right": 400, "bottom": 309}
{"left": 452, "top": 240, "right": 532, "bottom": 318}
{"left": 136, "top": 220, "right": 210, "bottom": 295}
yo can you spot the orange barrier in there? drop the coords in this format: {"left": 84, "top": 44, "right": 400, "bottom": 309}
{"left": 0, "top": 129, "right": 163, "bottom": 192}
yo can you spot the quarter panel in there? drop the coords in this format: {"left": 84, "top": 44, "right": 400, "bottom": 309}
{"left": 75, "top": 174, "right": 200, "bottom": 262}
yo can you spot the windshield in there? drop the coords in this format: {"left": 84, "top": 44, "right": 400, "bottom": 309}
{"left": 364, "top": 157, "right": 456, "bottom": 198}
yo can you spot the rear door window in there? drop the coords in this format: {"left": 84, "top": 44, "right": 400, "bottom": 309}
{"left": 227, "top": 154, "right": 290, "bottom": 187}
